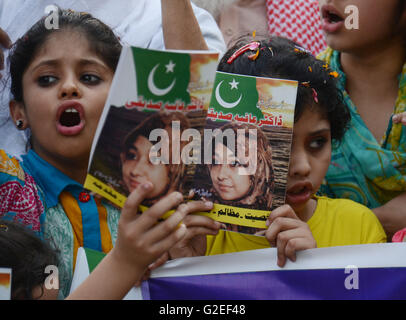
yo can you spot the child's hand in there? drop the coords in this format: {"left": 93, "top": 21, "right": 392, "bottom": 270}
{"left": 143, "top": 202, "right": 219, "bottom": 278}
{"left": 265, "top": 204, "right": 316, "bottom": 268}
{"left": 68, "top": 182, "right": 209, "bottom": 299}
{"left": 392, "top": 113, "right": 406, "bottom": 126}
{"left": 111, "top": 182, "right": 206, "bottom": 283}
{"left": 167, "top": 190, "right": 221, "bottom": 259}
{"left": 168, "top": 209, "right": 222, "bottom": 259}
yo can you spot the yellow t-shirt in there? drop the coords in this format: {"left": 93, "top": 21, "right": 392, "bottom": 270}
{"left": 206, "top": 196, "right": 387, "bottom": 255}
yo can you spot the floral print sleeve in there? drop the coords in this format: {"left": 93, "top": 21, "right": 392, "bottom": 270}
{"left": 0, "top": 150, "right": 45, "bottom": 233}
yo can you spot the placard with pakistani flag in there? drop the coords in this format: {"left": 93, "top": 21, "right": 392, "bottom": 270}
{"left": 85, "top": 46, "right": 219, "bottom": 208}
{"left": 190, "top": 71, "right": 298, "bottom": 235}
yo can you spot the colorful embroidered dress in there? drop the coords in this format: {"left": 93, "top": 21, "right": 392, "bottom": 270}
{"left": 318, "top": 48, "right": 406, "bottom": 208}
{"left": 0, "top": 149, "right": 120, "bottom": 298}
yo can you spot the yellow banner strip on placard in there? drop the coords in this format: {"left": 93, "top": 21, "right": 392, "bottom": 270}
{"left": 139, "top": 203, "right": 269, "bottom": 229}
{"left": 85, "top": 173, "right": 269, "bottom": 229}
{"left": 84, "top": 174, "right": 127, "bottom": 208}
{"left": 196, "top": 203, "right": 268, "bottom": 229}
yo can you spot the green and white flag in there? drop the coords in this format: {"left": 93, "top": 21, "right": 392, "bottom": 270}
{"left": 210, "top": 71, "right": 264, "bottom": 121}
{"left": 132, "top": 47, "right": 191, "bottom": 105}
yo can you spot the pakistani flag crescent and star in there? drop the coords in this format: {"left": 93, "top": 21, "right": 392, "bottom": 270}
{"left": 210, "top": 71, "right": 265, "bottom": 121}
{"left": 131, "top": 47, "right": 191, "bottom": 106}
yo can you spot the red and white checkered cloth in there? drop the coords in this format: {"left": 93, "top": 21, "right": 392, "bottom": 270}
{"left": 266, "top": 0, "right": 327, "bottom": 56}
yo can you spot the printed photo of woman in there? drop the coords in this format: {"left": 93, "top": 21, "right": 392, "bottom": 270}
{"left": 196, "top": 122, "right": 275, "bottom": 234}
{"left": 120, "top": 111, "right": 190, "bottom": 206}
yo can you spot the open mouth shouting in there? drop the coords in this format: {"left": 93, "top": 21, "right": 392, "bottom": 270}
{"left": 321, "top": 5, "right": 345, "bottom": 33}
{"left": 56, "top": 101, "right": 85, "bottom": 136}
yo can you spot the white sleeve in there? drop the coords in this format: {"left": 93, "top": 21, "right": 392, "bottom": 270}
{"left": 0, "top": 0, "right": 32, "bottom": 158}
{"left": 145, "top": 0, "right": 226, "bottom": 54}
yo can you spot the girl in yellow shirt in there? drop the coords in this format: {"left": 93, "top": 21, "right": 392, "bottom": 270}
{"left": 170, "top": 36, "right": 387, "bottom": 266}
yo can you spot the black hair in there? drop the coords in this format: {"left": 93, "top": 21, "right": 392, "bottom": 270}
{"left": 9, "top": 8, "right": 122, "bottom": 102}
{"left": 217, "top": 36, "right": 350, "bottom": 143}
{"left": 0, "top": 220, "right": 59, "bottom": 299}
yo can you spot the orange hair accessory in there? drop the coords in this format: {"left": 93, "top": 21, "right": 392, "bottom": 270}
{"left": 248, "top": 49, "right": 260, "bottom": 61}
{"left": 329, "top": 71, "right": 339, "bottom": 78}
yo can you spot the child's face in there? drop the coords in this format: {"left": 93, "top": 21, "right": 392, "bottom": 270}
{"left": 319, "top": 0, "right": 405, "bottom": 52}
{"left": 286, "top": 107, "right": 331, "bottom": 217}
{"left": 13, "top": 31, "right": 114, "bottom": 175}
{"left": 121, "top": 136, "right": 170, "bottom": 199}
{"left": 210, "top": 142, "right": 251, "bottom": 201}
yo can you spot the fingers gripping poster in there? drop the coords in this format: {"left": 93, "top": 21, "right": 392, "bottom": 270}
{"left": 85, "top": 46, "right": 297, "bottom": 235}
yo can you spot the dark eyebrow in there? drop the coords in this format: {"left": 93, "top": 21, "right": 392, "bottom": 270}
{"left": 30, "top": 58, "right": 109, "bottom": 73}
{"left": 308, "top": 128, "right": 331, "bottom": 136}
{"left": 78, "top": 58, "right": 110, "bottom": 69}
{"left": 30, "top": 59, "right": 59, "bottom": 73}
